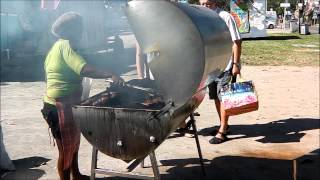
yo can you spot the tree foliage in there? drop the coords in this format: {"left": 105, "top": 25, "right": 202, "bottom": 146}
{"left": 267, "top": 0, "right": 298, "bottom": 15}
{"left": 188, "top": 0, "right": 300, "bottom": 16}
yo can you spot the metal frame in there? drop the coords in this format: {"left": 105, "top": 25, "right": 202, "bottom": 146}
{"left": 89, "top": 113, "right": 205, "bottom": 180}
{"left": 190, "top": 113, "right": 206, "bottom": 176}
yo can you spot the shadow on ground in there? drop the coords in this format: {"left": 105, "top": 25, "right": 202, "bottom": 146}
{"left": 0, "top": 82, "right": 9, "bottom": 86}
{"left": 161, "top": 149, "right": 319, "bottom": 180}
{"left": 243, "top": 35, "right": 301, "bottom": 41}
{"left": 1, "top": 156, "right": 50, "bottom": 180}
{"left": 88, "top": 149, "right": 319, "bottom": 180}
{"left": 198, "top": 118, "right": 320, "bottom": 143}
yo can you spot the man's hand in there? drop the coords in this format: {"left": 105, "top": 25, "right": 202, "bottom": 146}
{"left": 232, "top": 64, "right": 241, "bottom": 76}
{"left": 111, "top": 75, "right": 125, "bottom": 86}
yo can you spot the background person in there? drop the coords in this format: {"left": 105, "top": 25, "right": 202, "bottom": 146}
{"left": 200, "top": 0, "right": 242, "bottom": 144}
{"left": 41, "top": 12, "right": 123, "bottom": 180}
{"left": 135, "top": 42, "right": 150, "bottom": 79}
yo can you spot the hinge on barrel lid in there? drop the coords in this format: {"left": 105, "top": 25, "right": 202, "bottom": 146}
{"left": 146, "top": 100, "right": 175, "bottom": 121}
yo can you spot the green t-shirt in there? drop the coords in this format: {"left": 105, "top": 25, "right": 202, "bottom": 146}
{"left": 43, "top": 39, "right": 87, "bottom": 105}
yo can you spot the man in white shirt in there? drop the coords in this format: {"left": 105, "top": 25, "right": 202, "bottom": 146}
{"left": 200, "top": 0, "right": 242, "bottom": 144}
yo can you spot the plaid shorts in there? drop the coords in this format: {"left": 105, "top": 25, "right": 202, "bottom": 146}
{"left": 208, "top": 70, "right": 236, "bottom": 100}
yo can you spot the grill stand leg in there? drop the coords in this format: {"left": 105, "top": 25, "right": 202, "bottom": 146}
{"left": 90, "top": 146, "right": 98, "bottom": 180}
{"left": 190, "top": 113, "right": 206, "bottom": 176}
{"left": 139, "top": 151, "right": 161, "bottom": 180}
{"left": 90, "top": 147, "right": 159, "bottom": 180}
{"left": 149, "top": 151, "right": 161, "bottom": 180}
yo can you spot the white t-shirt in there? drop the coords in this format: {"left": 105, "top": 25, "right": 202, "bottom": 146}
{"left": 215, "top": 8, "right": 241, "bottom": 71}
{"left": 216, "top": 8, "right": 241, "bottom": 41}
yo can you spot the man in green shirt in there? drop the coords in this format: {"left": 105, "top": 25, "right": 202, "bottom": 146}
{"left": 44, "top": 38, "right": 87, "bottom": 105}
{"left": 41, "top": 12, "right": 123, "bottom": 180}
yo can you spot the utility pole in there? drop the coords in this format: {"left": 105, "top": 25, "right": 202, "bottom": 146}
{"left": 266, "top": 0, "right": 268, "bottom": 11}
{"left": 283, "top": 0, "right": 289, "bottom": 29}
{"left": 298, "top": 0, "right": 305, "bottom": 33}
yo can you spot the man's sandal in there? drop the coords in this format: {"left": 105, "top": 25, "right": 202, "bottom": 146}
{"left": 209, "top": 125, "right": 230, "bottom": 136}
{"left": 209, "top": 132, "right": 228, "bottom": 144}
{"left": 175, "top": 120, "right": 194, "bottom": 135}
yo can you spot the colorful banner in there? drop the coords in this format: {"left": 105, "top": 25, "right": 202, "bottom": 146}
{"left": 230, "top": 0, "right": 250, "bottom": 34}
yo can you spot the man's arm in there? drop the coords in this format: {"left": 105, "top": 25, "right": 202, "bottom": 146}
{"left": 136, "top": 42, "right": 145, "bottom": 79}
{"left": 81, "top": 64, "right": 124, "bottom": 84}
{"left": 62, "top": 40, "right": 124, "bottom": 84}
{"left": 232, "top": 39, "right": 242, "bottom": 75}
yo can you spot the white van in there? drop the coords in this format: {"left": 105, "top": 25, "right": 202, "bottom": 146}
{"left": 266, "top": 16, "right": 277, "bottom": 29}
{"left": 266, "top": 10, "right": 277, "bottom": 29}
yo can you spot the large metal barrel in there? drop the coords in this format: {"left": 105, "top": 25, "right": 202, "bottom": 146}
{"left": 73, "top": 0, "right": 232, "bottom": 161}
{"left": 125, "top": 0, "right": 232, "bottom": 106}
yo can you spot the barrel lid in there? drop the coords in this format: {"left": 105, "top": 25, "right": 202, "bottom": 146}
{"left": 125, "top": 1, "right": 205, "bottom": 106}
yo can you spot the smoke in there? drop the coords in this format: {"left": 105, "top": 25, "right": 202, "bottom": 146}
{"left": 1, "top": 1, "right": 39, "bottom": 49}
{"left": 1, "top": 0, "right": 137, "bottom": 82}
{"left": 1, "top": 0, "right": 132, "bottom": 51}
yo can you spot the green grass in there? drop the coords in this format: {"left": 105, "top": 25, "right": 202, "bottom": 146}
{"left": 242, "top": 33, "right": 320, "bottom": 66}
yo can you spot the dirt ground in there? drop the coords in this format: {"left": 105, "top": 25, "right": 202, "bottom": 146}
{"left": 1, "top": 66, "right": 319, "bottom": 180}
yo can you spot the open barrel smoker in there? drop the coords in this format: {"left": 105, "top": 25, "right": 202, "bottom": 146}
{"left": 72, "top": 0, "right": 232, "bottom": 179}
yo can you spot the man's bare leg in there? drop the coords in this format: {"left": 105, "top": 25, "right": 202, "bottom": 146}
{"left": 71, "top": 151, "right": 89, "bottom": 180}
{"left": 136, "top": 43, "right": 145, "bottom": 79}
{"left": 212, "top": 99, "right": 229, "bottom": 140}
{"left": 214, "top": 99, "right": 221, "bottom": 120}
{"left": 56, "top": 139, "right": 71, "bottom": 180}
{"left": 215, "top": 104, "right": 229, "bottom": 139}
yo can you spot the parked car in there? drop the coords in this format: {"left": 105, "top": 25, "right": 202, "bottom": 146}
{"left": 266, "top": 16, "right": 276, "bottom": 29}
